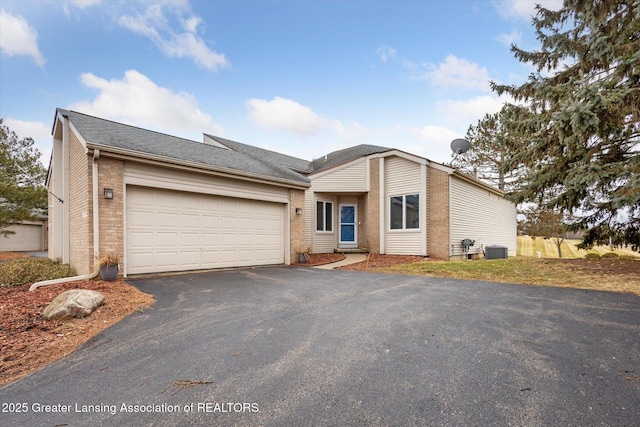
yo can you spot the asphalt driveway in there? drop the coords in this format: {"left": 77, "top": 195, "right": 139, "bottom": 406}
{"left": 2, "top": 267, "right": 639, "bottom": 426}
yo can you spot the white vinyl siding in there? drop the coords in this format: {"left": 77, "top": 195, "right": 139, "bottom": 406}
{"left": 304, "top": 190, "right": 314, "bottom": 248}
{"left": 126, "top": 186, "right": 285, "bottom": 275}
{"left": 311, "top": 195, "right": 337, "bottom": 253}
{"left": 124, "top": 163, "right": 290, "bottom": 203}
{"left": 384, "top": 156, "right": 425, "bottom": 255}
{"left": 311, "top": 159, "right": 367, "bottom": 192}
{"left": 450, "top": 176, "right": 517, "bottom": 257}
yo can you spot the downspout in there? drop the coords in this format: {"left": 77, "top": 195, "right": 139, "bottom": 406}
{"left": 29, "top": 151, "right": 102, "bottom": 291}
{"left": 29, "top": 270, "right": 99, "bottom": 291}
{"left": 93, "top": 149, "right": 100, "bottom": 263}
{"left": 62, "top": 116, "right": 70, "bottom": 264}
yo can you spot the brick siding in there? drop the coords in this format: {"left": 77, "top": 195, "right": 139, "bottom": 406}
{"left": 289, "top": 189, "right": 306, "bottom": 263}
{"left": 428, "top": 167, "right": 450, "bottom": 260}
{"left": 97, "top": 157, "right": 124, "bottom": 274}
{"left": 366, "top": 158, "right": 381, "bottom": 254}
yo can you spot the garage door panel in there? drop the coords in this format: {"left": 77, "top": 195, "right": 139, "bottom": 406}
{"left": 157, "top": 212, "right": 179, "bottom": 227}
{"left": 128, "top": 210, "right": 154, "bottom": 227}
{"left": 127, "top": 186, "right": 285, "bottom": 274}
{"left": 156, "top": 232, "right": 179, "bottom": 247}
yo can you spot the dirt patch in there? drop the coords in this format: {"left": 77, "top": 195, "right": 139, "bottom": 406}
{"left": 0, "top": 279, "right": 154, "bottom": 388}
{"left": 295, "top": 253, "right": 345, "bottom": 266}
{"left": 0, "top": 252, "right": 30, "bottom": 261}
{"left": 337, "top": 254, "right": 433, "bottom": 270}
{"left": 557, "top": 257, "right": 640, "bottom": 276}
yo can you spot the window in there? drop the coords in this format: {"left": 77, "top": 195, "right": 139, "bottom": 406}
{"left": 390, "top": 194, "right": 420, "bottom": 230}
{"left": 316, "top": 201, "right": 333, "bottom": 232}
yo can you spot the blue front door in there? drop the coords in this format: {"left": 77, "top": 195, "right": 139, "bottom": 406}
{"left": 339, "top": 205, "right": 357, "bottom": 247}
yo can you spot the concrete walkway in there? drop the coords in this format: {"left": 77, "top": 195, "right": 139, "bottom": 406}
{"left": 312, "top": 253, "right": 368, "bottom": 269}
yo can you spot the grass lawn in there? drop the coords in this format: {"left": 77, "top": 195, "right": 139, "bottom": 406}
{"left": 377, "top": 257, "right": 640, "bottom": 296}
{"left": 516, "top": 235, "right": 640, "bottom": 259}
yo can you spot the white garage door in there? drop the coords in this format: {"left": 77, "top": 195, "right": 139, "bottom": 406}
{"left": 126, "top": 186, "right": 285, "bottom": 274}
{"left": 0, "top": 223, "right": 44, "bottom": 251}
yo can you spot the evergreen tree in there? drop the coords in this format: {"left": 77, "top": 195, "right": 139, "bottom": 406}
{"left": 453, "top": 106, "right": 526, "bottom": 192}
{"left": 0, "top": 119, "right": 48, "bottom": 237}
{"left": 492, "top": 0, "right": 640, "bottom": 250}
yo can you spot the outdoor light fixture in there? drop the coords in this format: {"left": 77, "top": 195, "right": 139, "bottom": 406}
{"left": 103, "top": 188, "right": 113, "bottom": 199}
{"left": 295, "top": 208, "right": 303, "bottom": 215}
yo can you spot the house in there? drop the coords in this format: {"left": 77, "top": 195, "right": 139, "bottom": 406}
{"left": 47, "top": 109, "right": 516, "bottom": 277}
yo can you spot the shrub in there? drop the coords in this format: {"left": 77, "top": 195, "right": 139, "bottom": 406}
{"left": 584, "top": 253, "right": 601, "bottom": 259}
{"left": 601, "top": 252, "right": 619, "bottom": 259}
{"left": 0, "top": 258, "right": 76, "bottom": 288}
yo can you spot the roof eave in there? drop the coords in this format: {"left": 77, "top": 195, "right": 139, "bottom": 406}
{"left": 86, "top": 142, "right": 311, "bottom": 190}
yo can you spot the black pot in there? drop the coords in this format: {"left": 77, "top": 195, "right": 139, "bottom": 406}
{"left": 100, "top": 264, "right": 119, "bottom": 281}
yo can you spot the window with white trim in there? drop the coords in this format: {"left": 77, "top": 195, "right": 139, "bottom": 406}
{"left": 390, "top": 194, "right": 420, "bottom": 230}
{"left": 316, "top": 201, "right": 333, "bottom": 232}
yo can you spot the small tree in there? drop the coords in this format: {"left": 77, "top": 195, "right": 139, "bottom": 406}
{"left": 519, "top": 206, "right": 569, "bottom": 258}
{"left": 0, "top": 119, "right": 48, "bottom": 237}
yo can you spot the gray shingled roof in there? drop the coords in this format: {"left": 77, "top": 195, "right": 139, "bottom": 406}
{"left": 206, "top": 136, "right": 391, "bottom": 175}
{"left": 59, "top": 109, "right": 310, "bottom": 186}
{"left": 310, "top": 144, "right": 392, "bottom": 173}
{"left": 205, "top": 134, "right": 313, "bottom": 173}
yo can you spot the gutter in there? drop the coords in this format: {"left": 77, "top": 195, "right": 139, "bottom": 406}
{"left": 86, "top": 143, "right": 311, "bottom": 190}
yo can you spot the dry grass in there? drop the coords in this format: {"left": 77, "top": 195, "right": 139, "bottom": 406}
{"left": 377, "top": 257, "right": 640, "bottom": 296}
{"left": 517, "top": 235, "right": 640, "bottom": 259}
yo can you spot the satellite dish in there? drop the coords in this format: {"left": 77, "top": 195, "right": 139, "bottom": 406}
{"left": 450, "top": 138, "right": 471, "bottom": 155}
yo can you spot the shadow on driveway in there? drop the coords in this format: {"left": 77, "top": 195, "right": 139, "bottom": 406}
{"left": 2, "top": 267, "right": 639, "bottom": 426}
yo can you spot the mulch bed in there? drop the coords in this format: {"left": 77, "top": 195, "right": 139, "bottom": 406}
{"left": 0, "top": 279, "right": 154, "bottom": 387}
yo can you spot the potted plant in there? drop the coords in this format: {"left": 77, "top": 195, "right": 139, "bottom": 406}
{"left": 297, "top": 246, "right": 311, "bottom": 264}
{"left": 95, "top": 253, "right": 120, "bottom": 281}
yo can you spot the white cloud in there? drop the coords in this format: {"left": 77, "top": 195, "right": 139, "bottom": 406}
{"left": 66, "top": 0, "right": 102, "bottom": 9}
{"left": 437, "top": 95, "right": 506, "bottom": 128}
{"left": 376, "top": 45, "right": 397, "bottom": 63}
{"left": 331, "top": 119, "right": 366, "bottom": 143}
{"left": 0, "top": 10, "right": 45, "bottom": 67}
{"left": 496, "top": 30, "right": 522, "bottom": 47}
{"left": 117, "top": 3, "right": 229, "bottom": 71}
{"left": 245, "top": 97, "right": 326, "bottom": 138}
{"left": 4, "top": 118, "right": 52, "bottom": 166}
{"left": 69, "top": 69, "right": 222, "bottom": 138}
{"left": 423, "top": 54, "right": 491, "bottom": 92}
{"left": 245, "top": 96, "right": 369, "bottom": 144}
{"left": 494, "top": 0, "right": 563, "bottom": 21}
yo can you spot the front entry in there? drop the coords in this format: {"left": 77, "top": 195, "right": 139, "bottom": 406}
{"left": 339, "top": 204, "right": 358, "bottom": 248}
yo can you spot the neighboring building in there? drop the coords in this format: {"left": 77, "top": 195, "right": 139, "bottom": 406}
{"left": 47, "top": 109, "right": 516, "bottom": 277}
{"left": 0, "top": 216, "right": 48, "bottom": 252}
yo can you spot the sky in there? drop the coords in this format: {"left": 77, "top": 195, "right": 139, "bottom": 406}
{"left": 0, "top": 0, "right": 563, "bottom": 167}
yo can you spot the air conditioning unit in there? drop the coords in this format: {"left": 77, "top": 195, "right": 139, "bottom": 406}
{"left": 485, "top": 245, "right": 508, "bottom": 259}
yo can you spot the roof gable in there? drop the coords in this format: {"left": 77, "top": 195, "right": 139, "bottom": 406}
{"left": 309, "top": 144, "right": 392, "bottom": 174}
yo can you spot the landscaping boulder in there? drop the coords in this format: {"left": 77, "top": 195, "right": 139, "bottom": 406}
{"left": 43, "top": 289, "right": 105, "bottom": 321}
